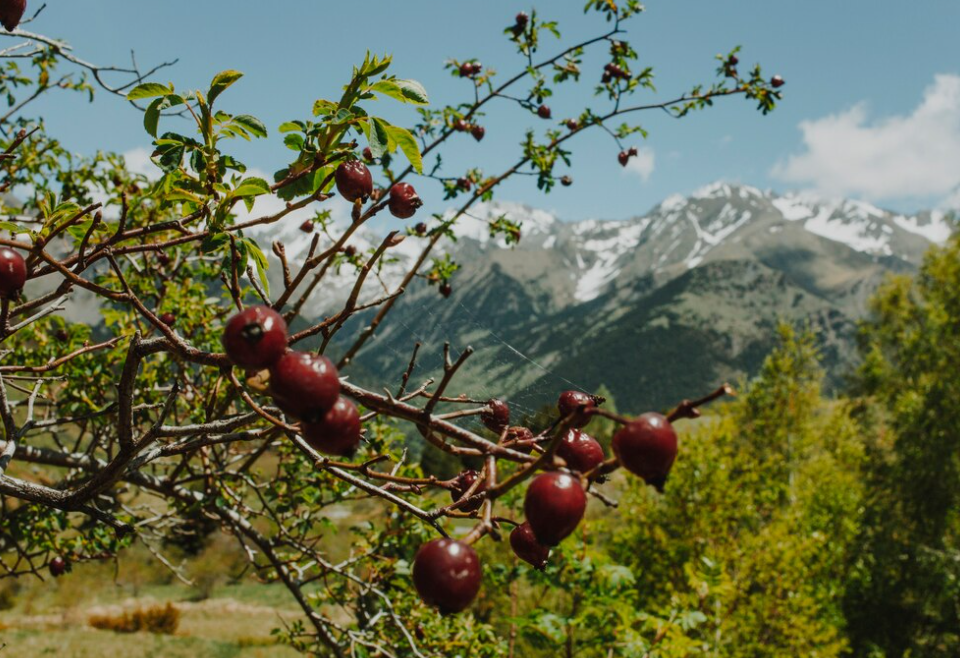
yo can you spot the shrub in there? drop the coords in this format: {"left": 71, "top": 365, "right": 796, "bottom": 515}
{"left": 89, "top": 602, "right": 180, "bottom": 635}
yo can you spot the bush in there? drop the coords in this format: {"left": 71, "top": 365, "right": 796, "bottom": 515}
{"left": 88, "top": 602, "right": 180, "bottom": 635}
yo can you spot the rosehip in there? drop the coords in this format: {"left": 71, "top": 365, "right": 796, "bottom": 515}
{"left": 560, "top": 175, "right": 573, "bottom": 187}
{"left": 344, "top": 245, "right": 357, "bottom": 258}
{"left": 612, "top": 412, "right": 678, "bottom": 492}
{"left": 728, "top": 54, "right": 739, "bottom": 66}
{"left": 300, "top": 220, "right": 314, "bottom": 233}
{"left": 49, "top": 556, "right": 68, "bottom": 578}
{"left": 459, "top": 61, "right": 477, "bottom": 77}
{"left": 302, "top": 397, "right": 361, "bottom": 457}
{"left": 334, "top": 160, "right": 373, "bottom": 203}
{"left": 269, "top": 351, "right": 340, "bottom": 421}
{"left": 362, "top": 146, "right": 374, "bottom": 162}
{"left": 388, "top": 182, "right": 423, "bottom": 219}
{"left": 524, "top": 471, "right": 586, "bottom": 546}
{"left": 413, "top": 538, "right": 481, "bottom": 614}
{"left": 515, "top": 12, "right": 529, "bottom": 28}
{"left": 628, "top": 146, "right": 638, "bottom": 157}
{"left": 0, "top": 247, "right": 26, "bottom": 298}
{"left": 507, "top": 426, "right": 536, "bottom": 453}
{"left": 537, "top": 105, "right": 552, "bottom": 120}
{"left": 565, "top": 119, "right": 578, "bottom": 130}
{"left": 771, "top": 75, "right": 785, "bottom": 88}
{"left": 156, "top": 251, "right": 171, "bottom": 266}
{"left": 0, "top": 0, "right": 25, "bottom": 31}
{"left": 618, "top": 151, "right": 630, "bottom": 167}
{"left": 450, "top": 469, "right": 486, "bottom": 513}
{"left": 510, "top": 522, "right": 550, "bottom": 570}
{"left": 454, "top": 118, "right": 469, "bottom": 132}
{"left": 557, "top": 390, "right": 597, "bottom": 429}
{"left": 557, "top": 429, "right": 605, "bottom": 473}
{"left": 222, "top": 306, "right": 288, "bottom": 370}
{"left": 414, "top": 222, "right": 427, "bottom": 235}
{"left": 159, "top": 312, "right": 176, "bottom": 327}
{"left": 471, "top": 125, "right": 485, "bottom": 142}
{"left": 439, "top": 282, "right": 453, "bottom": 298}
{"left": 480, "top": 398, "right": 510, "bottom": 433}
{"left": 457, "top": 177, "right": 472, "bottom": 191}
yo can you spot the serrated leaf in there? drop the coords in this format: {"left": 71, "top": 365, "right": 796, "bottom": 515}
{"left": 313, "top": 99, "right": 337, "bottom": 116}
{"left": 278, "top": 121, "right": 304, "bottom": 133}
{"left": 208, "top": 70, "right": 243, "bottom": 106}
{"left": 231, "top": 115, "right": 268, "bottom": 139}
{"left": 284, "top": 133, "right": 305, "bottom": 151}
{"left": 369, "top": 79, "right": 429, "bottom": 105}
{"left": 127, "top": 82, "right": 173, "bottom": 101}
{"left": 385, "top": 123, "right": 423, "bottom": 173}
{"left": 0, "top": 221, "right": 29, "bottom": 235}
{"left": 368, "top": 117, "right": 390, "bottom": 158}
{"left": 232, "top": 177, "right": 270, "bottom": 198}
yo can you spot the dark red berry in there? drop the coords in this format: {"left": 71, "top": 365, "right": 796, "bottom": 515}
{"left": 472, "top": 62, "right": 482, "bottom": 75}
{"left": 388, "top": 182, "right": 423, "bottom": 219}
{"left": 565, "top": 119, "right": 578, "bottom": 130}
{"left": 510, "top": 522, "right": 550, "bottom": 570}
{"left": 0, "top": 0, "right": 26, "bottom": 31}
{"left": 725, "top": 66, "right": 737, "bottom": 78}
{"left": 515, "top": 11, "right": 529, "bottom": 28}
{"left": 771, "top": 75, "right": 785, "bottom": 88}
{"left": 557, "top": 429, "right": 605, "bottom": 473}
{"left": 507, "top": 426, "right": 536, "bottom": 453}
{"left": 362, "top": 146, "right": 374, "bottom": 162}
{"left": 557, "top": 390, "right": 597, "bottom": 429}
{"left": 344, "top": 245, "right": 357, "bottom": 258}
{"left": 414, "top": 222, "right": 427, "bottom": 236}
{"left": 450, "top": 469, "right": 486, "bottom": 513}
{"left": 159, "top": 312, "right": 176, "bottom": 327}
{"left": 335, "top": 160, "right": 373, "bottom": 203}
{"left": 471, "top": 125, "right": 485, "bottom": 142}
{"left": 456, "top": 177, "right": 472, "bottom": 191}
{"left": 49, "top": 556, "right": 68, "bottom": 578}
{"left": 612, "top": 412, "right": 678, "bottom": 491}
{"left": 537, "top": 105, "right": 552, "bottom": 120}
{"left": 459, "top": 62, "right": 477, "bottom": 77}
{"left": 480, "top": 399, "right": 510, "bottom": 434}
{"left": 560, "top": 176, "right": 573, "bottom": 187}
{"left": 439, "top": 282, "right": 453, "bottom": 298}
{"left": 628, "top": 146, "right": 638, "bottom": 157}
{"left": 617, "top": 151, "right": 630, "bottom": 167}
{"left": 269, "top": 351, "right": 340, "bottom": 421}
{"left": 299, "top": 220, "right": 314, "bottom": 233}
{"left": 413, "top": 538, "right": 482, "bottom": 614}
{"left": 223, "top": 306, "right": 289, "bottom": 370}
{"left": 302, "top": 397, "right": 361, "bottom": 457}
{"left": 0, "top": 247, "right": 26, "bottom": 298}
{"left": 156, "top": 250, "right": 171, "bottom": 266}
{"left": 54, "top": 328, "right": 69, "bottom": 342}
{"left": 601, "top": 72, "right": 613, "bottom": 84}
{"left": 454, "top": 118, "right": 469, "bottom": 132}
{"left": 728, "top": 54, "right": 739, "bottom": 66}
{"left": 524, "top": 472, "right": 586, "bottom": 546}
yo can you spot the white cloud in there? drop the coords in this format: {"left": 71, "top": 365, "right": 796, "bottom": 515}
{"left": 624, "top": 146, "right": 655, "bottom": 182}
{"left": 773, "top": 74, "right": 960, "bottom": 201}
{"left": 122, "top": 147, "right": 161, "bottom": 180}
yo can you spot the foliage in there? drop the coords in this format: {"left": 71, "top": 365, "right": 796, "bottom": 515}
{"left": 89, "top": 602, "right": 181, "bottom": 635}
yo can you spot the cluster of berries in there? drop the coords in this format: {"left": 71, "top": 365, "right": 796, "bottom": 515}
{"left": 334, "top": 160, "right": 423, "bottom": 219}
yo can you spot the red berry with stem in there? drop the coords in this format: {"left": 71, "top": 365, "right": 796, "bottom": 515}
{"left": 480, "top": 399, "right": 510, "bottom": 433}
{"left": 223, "top": 306, "right": 289, "bottom": 370}
{"left": 269, "top": 351, "right": 340, "bottom": 421}
{"left": 601, "top": 72, "right": 612, "bottom": 84}
{"left": 565, "top": 119, "right": 578, "bottom": 130}
{"left": 439, "top": 282, "right": 453, "bottom": 298}
{"left": 557, "top": 390, "right": 597, "bottom": 429}
{"left": 413, "top": 538, "right": 482, "bottom": 614}
{"left": 515, "top": 11, "right": 529, "bottom": 28}
{"left": 343, "top": 245, "right": 357, "bottom": 258}
{"left": 302, "top": 397, "right": 361, "bottom": 457}
{"left": 159, "top": 312, "right": 176, "bottom": 327}
{"left": 618, "top": 151, "right": 630, "bottom": 167}
{"left": 524, "top": 471, "right": 586, "bottom": 546}
{"left": 560, "top": 175, "right": 573, "bottom": 187}
{"left": 628, "top": 146, "right": 638, "bottom": 157}
{"left": 334, "top": 160, "right": 373, "bottom": 203}
{"left": 728, "top": 54, "right": 739, "bottom": 66}
{"left": 510, "top": 522, "right": 550, "bottom": 570}
{"left": 537, "top": 105, "right": 552, "bottom": 119}
{"left": 414, "top": 222, "right": 427, "bottom": 235}
{"left": 507, "top": 426, "right": 536, "bottom": 453}
{"left": 300, "top": 220, "right": 314, "bottom": 233}
{"left": 459, "top": 61, "right": 476, "bottom": 77}
{"left": 471, "top": 125, "right": 485, "bottom": 142}
{"left": 557, "top": 429, "right": 605, "bottom": 473}
{"left": 457, "top": 177, "right": 472, "bottom": 191}
{"left": 156, "top": 250, "right": 171, "bottom": 266}
{"left": 454, "top": 118, "right": 469, "bottom": 132}
{"left": 771, "top": 75, "right": 785, "bottom": 88}
{"left": 362, "top": 146, "right": 374, "bottom": 162}
{"left": 388, "top": 182, "right": 423, "bottom": 219}
{"left": 0, "top": 247, "right": 26, "bottom": 298}
{"left": 612, "top": 412, "right": 678, "bottom": 492}
{"left": 449, "top": 469, "right": 486, "bottom": 513}
{"left": 49, "top": 556, "right": 68, "bottom": 578}
{"left": 0, "top": 0, "right": 26, "bottom": 31}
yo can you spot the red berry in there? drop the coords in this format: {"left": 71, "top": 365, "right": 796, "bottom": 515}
{"left": 0, "top": 247, "right": 26, "bottom": 298}
{"left": 156, "top": 251, "right": 171, "bottom": 266}
{"left": 618, "top": 151, "right": 630, "bottom": 167}
{"left": 269, "top": 351, "right": 340, "bottom": 421}
{"left": 344, "top": 245, "right": 357, "bottom": 258}
{"left": 414, "top": 222, "right": 427, "bottom": 236}
{"left": 362, "top": 146, "right": 374, "bottom": 162}
{"left": 480, "top": 399, "right": 510, "bottom": 433}
{"left": 510, "top": 522, "right": 550, "bottom": 570}
{"left": 302, "top": 397, "right": 361, "bottom": 457}
{"left": 557, "top": 390, "right": 597, "bottom": 429}
{"left": 454, "top": 118, "right": 469, "bottom": 132}
{"left": 49, "top": 556, "right": 68, "bottom": 578}
{"left": 601, "top": 72, "right": 613, "bottom": 84}
{"left": 565, "top": 119, "right": 578, "bottom": 130}
{"left": 413, "top": 538, "right": 482, "bottom": 614}
{"left": 515, "top": 11, "right": 529, "bottom": 28}
{"left": 560, "top": 175, "right": 573, "bottom": 187}
{"left": 507, "top": 426, "right": 537, "bottom": 453}
{"left": 388, "top": 182, "right": 423, "bottom": 219}
{"left": 628, "top": 146, "right": 638, "bottom": 157}
{"left": 439, "top": 282, "right": 453, "bottom": 298}
{"left": 771, "top": 75, "right": 785, "bottom": 88}
{"left": 457, "top": 177, "right": 472, "bottom": 191}
{"left": 223, "top": 306, "right": 289, "bottom": 370}
{"left": 537, "top": 105, "right": 552, "bottom": 120}
{"left": 612, "top": 412, "right": 678, "bottom": 491}
{"left": 471, "top": 125, "right": 485, "bottom": 142}
{"left": 335, "top": 160, "right": 373, "bottom": 203}
{"left": 159, "top": 312, "right": 176, "bottom": 327}
{"left": 557, "top": 429, "right": 605, "bottom": 473}
{"left": 459, "top": 62, "right": 476, "bottom": 77}
{"left": 450, "top": 469, "right": 486, "bottom": 513}
{"left": 299, "top": 220, "right": 314, "bottom": 233}
{"left": 728, "top": 54, "right": 739, "bottom": 66}
{"left": 524, "top": 472, "right": 586, "bottom": 546}
{"left": 0, "top": 0, "right": 25, "bottom": 31}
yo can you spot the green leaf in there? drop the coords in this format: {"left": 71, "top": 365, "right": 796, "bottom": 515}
{"left": 283, "top": 133, "right": 305, "bottom": 151}
{"left": 313, "top": 99, "right": 337, "bottom": 116}
{"left": 144, "top": 98, "right": 163, "bottom": 138}
{"left": 231, "top": 115, "right": 268, "bottom": 139}
{"left": 208, "top": 70, "right": 243, "bottom": 106}
{"left": 127, "top": 82, "right": 173, "bottom": 101}
{"left": 278, "top": 121, "right": 304, "bottom": 133}
{"left": 232, "top": 177, "right": 270, "bottom": 198}
{"left": 369, "top": 79, "right": 429, "bottom": 105}
{"left": 368, "top": 117, "right": 390, "bottom": 158}
{"left": 0, "top": 221, "right": 29, "bottom": 235}
{"left": 243, "top": 238, "right": 270, "bottom": 297}
{"left": 385, "top": 123, "right": 423, "bottom": 173}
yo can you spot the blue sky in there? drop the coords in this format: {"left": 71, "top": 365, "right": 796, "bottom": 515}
{"left": 17, "top": 0, "right": 960, "bottom": 221}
